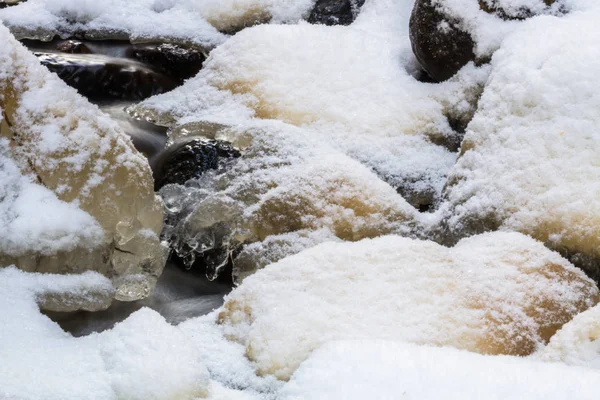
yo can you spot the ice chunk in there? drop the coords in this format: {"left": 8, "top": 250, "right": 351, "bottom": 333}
{"left": 538, "top": 304, "right": 600, "bottom": 369}
{"left": 280, "top": 340, "right": 600, "bottom": 400}
{"left": 439, "top": 3, "right": 600, "bottom": 282}
{"left": 0, "top": 24, "right": 166, "bottom": 306}
{"left": 218, "top": 232, "right": 599, "bottom": 380}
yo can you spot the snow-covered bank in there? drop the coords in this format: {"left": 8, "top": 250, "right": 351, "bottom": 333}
{"left": 3, "top": 0, "right": 600, "bottom": 398}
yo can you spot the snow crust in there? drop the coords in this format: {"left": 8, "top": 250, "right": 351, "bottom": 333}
{"left": 135, "top": 0, "right": 487, "bottom": 206}
{"left": 218, "top": 232, "right": 600, "bottom": 379}
{"left": 281, "top": 340, "right": 600, "bottom": 400}
{"left": 159, "top": 121, "right": 419, "bottom": 280}
{"left": 441, "top": 1, "right": 600, "bottom": 276}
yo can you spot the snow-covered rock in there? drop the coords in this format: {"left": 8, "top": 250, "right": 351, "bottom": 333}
{"left": 539, "top": 303, "right": 600, "bottom": 369}
{"left": 0, "top": 24, "right": 166, "bottom": 306}
{"left": 218, "top": 232, "right": 599, "bottom": 380}
{"left": 280, "top": 340, "right": 600, "bottom": 400}
{"left": 0, "top": 0, "right": 315, "bottom": 45}
{"left": 133, "top": 1, "right": 488, "bottom": 206}
{"left": 440, "top": 1, "right": 600, "bottom": 282}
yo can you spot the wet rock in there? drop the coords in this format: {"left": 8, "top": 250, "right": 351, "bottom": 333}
{"left": 409, "top": 0, "right": 476, "bottom": 82}
{"left": 35, "top": 52, "right": 178, "bottom": 101}
{"left": 132, "top": 43, "right": 206, "bottom": 83}
{"left": 152, "top": 139, "right": 241, "bottom": 190}
{"left": 54, "top": 39, "right": 91, "bottom": 54}
{"left": 308, "top": 0, "right": 366, "bottom": 26}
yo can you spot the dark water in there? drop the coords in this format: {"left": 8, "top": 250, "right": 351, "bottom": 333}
{"left": 46, "top": 265, "right": 231, "bottom": 336}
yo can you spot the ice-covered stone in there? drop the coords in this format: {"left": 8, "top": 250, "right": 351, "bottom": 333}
{"left": 0, "top": 24, "right": 166, "bottom": 307}
{"left": 439, "top": 3, "right": 600, "bottom": 282}
{"left": 218, "top": 232, "right": 600, "bottom": 380}
{"left": 159, "top": 121, "right": 419, "bottom": 281}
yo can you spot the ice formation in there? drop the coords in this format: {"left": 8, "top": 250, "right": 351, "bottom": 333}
{"left": 440, "top": 0, "right": 600, "bottom": 281}
{"left": 159, "top": 121, "right": 419, "bottom": 280}
{"left": 219, "top": 232, "right": 600, "bottom": 379}
{"left": 281, "top": 340, "right": 600, "bottom": 399}
{"left": 0, "top": 24, "right": 166, "bottom": 305}
{"left": 538, "top": 303, "right": 600, "bottom": 369}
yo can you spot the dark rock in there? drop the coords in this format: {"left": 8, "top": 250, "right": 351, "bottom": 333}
{"left": 151, "top": 139, "right": 241, "bottom": 190}
{"left": 54, "top": 40, "right": 92, "bottom": 54}
{"left": 308, "top": 0, "right": 366, "bottom": 26}
{"left": 132, "top": 43, "right": 206, "bottom": 83}
{"left": 35, "top": 52, "right": 178, "bottom": 100}
{"left": 409, "top": 0, "right": 476, "bottom": 82}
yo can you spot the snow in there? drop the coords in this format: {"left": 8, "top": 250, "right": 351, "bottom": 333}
{"left": 538, "top": 303, "right": 600, "bottom": 369}
{"left": 3, "top": 0, "right": 600, "bottom": 398}
{"left": 218, "top": 232, "right": 599, "bottom": 380}
{"left": 440, "top": 1, "right": 600, "bottom": 275}
{"left": 280, "top": 340, "right": 600, "bottom": 400}
{"left": 0, "top": 267, "right": 210, "bottom": 400}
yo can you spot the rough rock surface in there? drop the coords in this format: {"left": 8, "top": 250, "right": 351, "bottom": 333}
{"left": 308, "top": 0, "right": 366, "bottom": 25}
{"left": 0, "top": 25, "right": 166, "bottom": 307}
{"left": 219, "top": 232, "right": 600, "bottom": 380}
{"left": 132, "top": 43, "right": 206, "bottom": 83}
